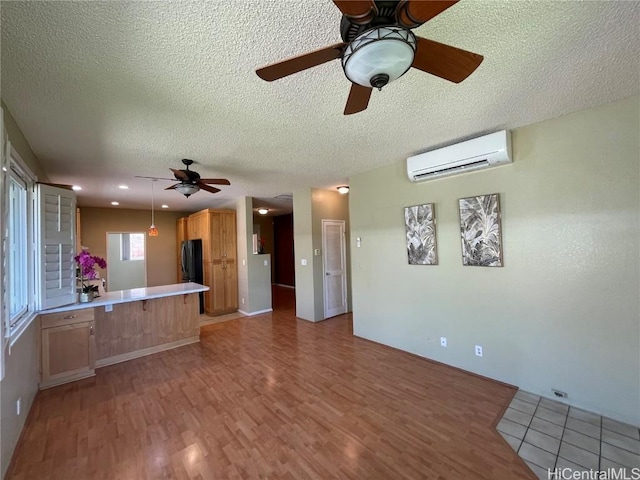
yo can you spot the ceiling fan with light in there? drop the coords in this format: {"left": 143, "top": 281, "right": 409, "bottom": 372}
{"left": 256, "top": 0, "right": 483, "bottom": 115}
{"left": 137, "top": 159, "right": 231, "bottom": 198}
{"left": 166, "top": 159, "right": 230, "bottom": 198}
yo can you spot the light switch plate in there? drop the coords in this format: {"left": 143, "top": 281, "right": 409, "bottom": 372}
{"left": 301, "top": 259, "right": 307, "bottom": 266}
{"left": 264, "top": 259, "right": 268, "bottom": 266}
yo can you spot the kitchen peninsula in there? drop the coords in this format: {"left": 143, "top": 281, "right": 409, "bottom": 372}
{"left": 39, "top": 282, "right": 208, "bottom": 388}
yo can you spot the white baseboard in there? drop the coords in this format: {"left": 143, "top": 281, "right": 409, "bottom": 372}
{"left": 237, "top": 308, "right": 273, "bottom": 316}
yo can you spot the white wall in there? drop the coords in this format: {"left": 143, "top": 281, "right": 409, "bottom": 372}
{"left": 294, "top": 188, "right": 351, "bottom": 322}
{"left": 293, "top": 188, "right": 315, "bottom": 321}
{"left": 0, "top": 320, "right": 40, "bottom": 477}
{"left": 349, "top": 96, "right": 640, "bottom": 425}
{"left": 1, "top": 104, "right": 44, "bottom": 477}
{"left": 235, "top": 197, "right": 272, "bottom": 315}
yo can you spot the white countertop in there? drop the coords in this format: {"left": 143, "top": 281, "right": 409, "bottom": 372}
{"left": 40, "top": 282, "right": 209, "bottom": 314}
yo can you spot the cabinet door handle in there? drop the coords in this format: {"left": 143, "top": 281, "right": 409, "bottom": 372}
{"left": 90, "top": 325, "right": 94, "bottom": 336}
{"left": 63, "top": 314, "right": 77, "bottom": 320}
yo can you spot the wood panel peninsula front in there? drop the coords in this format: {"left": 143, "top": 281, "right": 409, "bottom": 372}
{"left": 38, "top": 282, "right": 209, "bottom": 388}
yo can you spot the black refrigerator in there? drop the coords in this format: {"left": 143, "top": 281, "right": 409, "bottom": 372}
{"left": 181, "top": 239, "right": 204, "bottom": 314}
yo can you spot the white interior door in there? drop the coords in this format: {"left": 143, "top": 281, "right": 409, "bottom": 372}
{"left": 322, "top": 219, "right": 347, "bottom": 319}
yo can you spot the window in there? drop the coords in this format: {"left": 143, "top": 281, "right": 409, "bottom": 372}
{"left": 3, "top": 146, "right": 37, "bottom": 342}
{"left": 8, "top": 171, "right": 28, "bottom": 323}
{"left": 121, "top": 233, "right": 145, "bottom": 261}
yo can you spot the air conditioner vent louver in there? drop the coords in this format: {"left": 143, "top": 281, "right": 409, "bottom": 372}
{"left": 414, "top": 159, "right": 490, "bottom": 180}
{"left": 407, "top": 131, "right": 512, "bottom": 182}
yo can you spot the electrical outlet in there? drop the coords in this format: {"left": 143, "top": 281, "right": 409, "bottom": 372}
{"left": 105, "top": 304, "right": 113, "bottom": 312}
{"left": 475, "top": 345, "right": 483, "bottom": 357}
{"left": 552, "top": 389, "right": 568, "bottom": 399}
{"left": 241, "top": 297, "right": 245, "bottom": 305}
{"left": 16, "top": 397, "right": 21, "bottom": 416}
{"left": 264, "top": 259, "right": 268, "bottom": 266}
{"left": 440, "top": 337, "right": 447, "bottom": 347}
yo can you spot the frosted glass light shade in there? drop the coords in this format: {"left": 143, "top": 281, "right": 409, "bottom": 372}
{"left": 175, "top": 183, "right": 199, "bottom": 197}
{"left": 342, "top": 26, "right": 417, "bottom": 88}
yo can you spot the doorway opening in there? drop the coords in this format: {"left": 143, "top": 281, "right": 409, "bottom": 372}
{"left": 106, "top": 232, "right": 147, "bottom": 291}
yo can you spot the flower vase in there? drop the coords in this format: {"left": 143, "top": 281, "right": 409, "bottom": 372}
{"left": 79, "top": 291, "right": 93, "bottom": 303}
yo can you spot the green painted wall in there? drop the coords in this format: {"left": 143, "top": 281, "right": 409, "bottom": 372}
{"left": 349, "top": 96, "right": 640, "bottom": 425}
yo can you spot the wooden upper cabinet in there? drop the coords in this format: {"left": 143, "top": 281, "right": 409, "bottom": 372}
{"left": 187, "top": 211, "right": 204, "bottom": 240}
{"left": 222, "top": 212, "right": 237, "bottom": 261}
{"left": 210, "top": 211, "right": 237, "bottom": 261}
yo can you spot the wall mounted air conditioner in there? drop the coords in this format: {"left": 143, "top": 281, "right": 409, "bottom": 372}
{"left": 407, "top": 130, "right": 512, "bottom": 182}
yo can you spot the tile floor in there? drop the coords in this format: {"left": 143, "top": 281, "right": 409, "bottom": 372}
{"left": 497, "top": 391, "right": 640, "bottom": 479}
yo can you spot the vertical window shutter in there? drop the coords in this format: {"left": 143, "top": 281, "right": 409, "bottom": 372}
{"left": 36, "top": 184, "right": 76, "bottom": 310}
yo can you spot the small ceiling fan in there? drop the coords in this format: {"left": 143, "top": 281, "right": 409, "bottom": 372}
{"left": 256, "top": 0, "right": 483, "bottom": 115}
{"left": 165, "top": 159, "right": 230, "bottom": 198}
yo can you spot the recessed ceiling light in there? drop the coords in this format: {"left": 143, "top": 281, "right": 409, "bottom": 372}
{"left": 161, "top": 204, "right": 169, "bottom": 209}
{"left": 111, "top": 201, "right": 119, "bottom": 206}
{"left": 337, "top": 185, "right": 350, "bottom": 194}
{"left": 72, "top": 185, "right": 82, "bottom": 191}
{"left": 118, "top": 185, "right": 129, "bottom": 189}
{"left": 258, "top": 208, "right": 269, "bottom": 215}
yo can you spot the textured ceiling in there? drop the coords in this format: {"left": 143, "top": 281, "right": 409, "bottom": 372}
{"left": 1, "top": 1, "right": 639, "bottom": 214}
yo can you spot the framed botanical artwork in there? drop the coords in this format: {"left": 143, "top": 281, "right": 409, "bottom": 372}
{"left": 404, "top": 203, "right": 437, "bottom": 265}
{"left": 458, "top": 193, "right": 503, "bottom": 267}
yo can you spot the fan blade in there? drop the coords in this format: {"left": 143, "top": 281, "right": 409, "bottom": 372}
{"left": 412, "top": 37, "right": 483, "bottom": 83}
{"left": 396, "top": 0, "right": 458, "bottom": 28}
{"left": 332, "top": 0, "right": 377, "bottom": 24}
{"left": 199, "top": 178, "right": 231, "bottom": 185}
{"left": 165, "top": 184, "right": 179, "bottom": 190}
{"left": 135, "top": 176, "right": 176, "bottom": 181}
{"left": 170, "top": 168, "right": 190, "bottom": 181}
{"left": 198, "top": 183, "right": 221, "bottom": 194}
{"left": 256, "top": 43, "right": 346, "bottom": 82}
{"left": 344, "top": 83, "right": 372, "bottom": 115}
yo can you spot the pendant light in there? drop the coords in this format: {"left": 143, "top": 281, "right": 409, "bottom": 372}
{"left": 149, "top": 180, "right": 159, "bottom": 237}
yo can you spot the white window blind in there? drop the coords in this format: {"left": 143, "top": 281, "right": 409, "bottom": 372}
{"left": 36, "top": 184, "right": 76, "bottom": 310}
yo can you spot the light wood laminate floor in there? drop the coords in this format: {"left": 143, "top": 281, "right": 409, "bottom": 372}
{"left": 8, "top": 287, "right": 534, "bottom": 479}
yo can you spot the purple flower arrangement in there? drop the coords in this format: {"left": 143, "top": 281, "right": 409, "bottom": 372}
{"left": 75, "top": 251, "right": 107, "bottom": 293}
